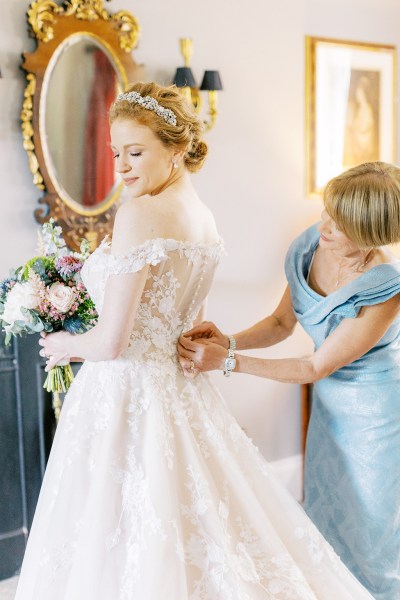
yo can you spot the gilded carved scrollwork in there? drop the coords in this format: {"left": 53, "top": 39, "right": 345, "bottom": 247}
{"left": 113, "top": 11, "right": 140, "bottom": 52}
{"left": 27, "top": 0, "right": 140, "bottom": 52}
{"left": 26, "top": 0, "right": 60, "bottom": 43}
{"left": 62, "top": 0, "right": 109, "bottom": 20}
{"left": 21, "top": 0, "right": 142, "bottom": 251}
{"left": 20, "top": 74, "right": 45, "bottom": 191}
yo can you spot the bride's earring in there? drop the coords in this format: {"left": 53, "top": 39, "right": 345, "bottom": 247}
{"left": 172, "top": 159, "right": 178, "bottom": 169}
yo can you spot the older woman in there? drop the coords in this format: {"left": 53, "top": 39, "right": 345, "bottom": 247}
{"left": 179, "top": 162, "right": 400, "bottom": 599}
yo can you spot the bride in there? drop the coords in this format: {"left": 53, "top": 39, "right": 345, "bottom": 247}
{"left": 15, "top": 82, "right": 373, "bottom": 599}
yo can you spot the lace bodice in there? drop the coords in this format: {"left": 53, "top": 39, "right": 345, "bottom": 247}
{"left": 80, "top": 237, "right": 224, "bottom": 363}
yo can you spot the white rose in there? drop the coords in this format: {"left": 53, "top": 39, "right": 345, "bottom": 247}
{"left": 48, "top": 282, "right": 75, "bottom": 313}
{"left": 2, "top": 282, "right": 41, "bottom": 325}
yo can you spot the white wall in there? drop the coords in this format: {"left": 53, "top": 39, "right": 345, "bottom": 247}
{"left": 1, "top": 0, "right": 400, "bottom": 462}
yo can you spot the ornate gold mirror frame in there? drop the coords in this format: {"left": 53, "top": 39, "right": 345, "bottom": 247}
{"left": 21, "top": 0, "right": 142, "bottom": 250}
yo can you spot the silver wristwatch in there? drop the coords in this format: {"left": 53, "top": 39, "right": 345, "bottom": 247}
{"left": 223, "top": 335, "right": 236, "bottom": 377}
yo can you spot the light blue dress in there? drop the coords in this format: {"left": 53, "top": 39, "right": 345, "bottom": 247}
{"left": 285, "top": 223, "right": 400, "bottom": 600}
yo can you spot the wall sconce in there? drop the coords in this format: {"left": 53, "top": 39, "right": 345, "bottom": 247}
{"left": 172, "top": 38, "right": 223, "bottom": 131}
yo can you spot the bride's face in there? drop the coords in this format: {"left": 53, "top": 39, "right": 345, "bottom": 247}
{"left": 110, "top": 117, "right": 178, "bottom": 197}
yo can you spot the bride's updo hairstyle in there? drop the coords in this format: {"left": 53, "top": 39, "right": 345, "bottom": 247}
{"left": 109, "top": 81, "right": 208, "bottom": 173}
{"left": 323, "top": 161, "right": 400, "bottom": 248}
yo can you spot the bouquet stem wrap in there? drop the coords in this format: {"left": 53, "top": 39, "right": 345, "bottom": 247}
{"left": 43, "top": 364, "right": 74, "bottom": 393}
{"left": 43, "top": 363, "right": 74, "bottom": 393}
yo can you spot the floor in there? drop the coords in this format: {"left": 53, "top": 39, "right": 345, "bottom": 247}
{"left": 0, "top": 576, "right": 18, "bottom": 599}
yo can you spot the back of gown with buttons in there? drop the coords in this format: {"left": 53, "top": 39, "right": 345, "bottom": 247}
{"left": 15, "top": 236, "right": 374, "bottom": 600}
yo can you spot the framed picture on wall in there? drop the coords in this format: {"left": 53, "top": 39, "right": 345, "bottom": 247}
{"left": 305, "top": 36, "right": 396, "bottom": 197}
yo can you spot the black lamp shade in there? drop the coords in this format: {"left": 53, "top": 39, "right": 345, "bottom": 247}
{"left": 200, "top": 70, "right": 223, "bottom": 91}
{"left": 173, "top": 67, "right": 197, "bottom": 88}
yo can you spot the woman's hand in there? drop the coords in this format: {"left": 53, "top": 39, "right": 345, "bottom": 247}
{"left": 182, "top": 321, "right": 229, "bottom": 348}
{"left": 178, "top": 335, "right": 228, "bottom": 377}
{"left": 38, "top": 331, "right": 73, "bottom": 372}
{"left": 178, "top": 321, "right": 229, "bottom": 378}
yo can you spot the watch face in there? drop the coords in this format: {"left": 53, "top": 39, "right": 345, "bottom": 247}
{"left": 225, "top": 357, "right": 236, "bottom": 370}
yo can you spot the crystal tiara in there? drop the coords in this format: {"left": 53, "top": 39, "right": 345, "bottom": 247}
{"left": 115, "top": 91, "right": 177, "bottom": 126}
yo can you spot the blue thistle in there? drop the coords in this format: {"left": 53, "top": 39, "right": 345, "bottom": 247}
{"left": 0, "top": 277, "right": 16, "bottom": 301}
{"left": 63, "top": 316, "right": 88, "bottom": 334}
{"left": 0, "top": 278, "right": 11, "bottom": 294}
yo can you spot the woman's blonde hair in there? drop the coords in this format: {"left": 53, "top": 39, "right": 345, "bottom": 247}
{"left": 109, "top": 81, "right": 208, "bottom": 173}
{"left": 323, "top": 162, "right": 400, "bottom": 247}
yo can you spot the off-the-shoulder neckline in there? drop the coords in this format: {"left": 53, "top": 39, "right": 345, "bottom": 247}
{"left": 100, "top": 235, "right": 223, "bottom": 247}
{"left": 96, "top": 235, "right": 224, "bottom": 258}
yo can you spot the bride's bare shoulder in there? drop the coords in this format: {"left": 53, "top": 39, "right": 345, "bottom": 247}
{"left": 111, "top": 197, "right": 164, "bottom": 254}
{"left": 112, "top": 192, "right": 220, "bottom": 251}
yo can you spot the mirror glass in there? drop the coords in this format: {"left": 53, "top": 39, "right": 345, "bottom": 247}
{"left": 43, "top": 36, "right": 121, "bottom": 211}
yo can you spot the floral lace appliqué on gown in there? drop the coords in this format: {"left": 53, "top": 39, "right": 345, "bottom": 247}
{"left": 15, "top": 238, "right": 373, "bottom": 600}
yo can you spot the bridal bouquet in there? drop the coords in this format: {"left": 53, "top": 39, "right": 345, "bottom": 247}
{"left": 0, "top": 219, "right": 98, "bottom": 392}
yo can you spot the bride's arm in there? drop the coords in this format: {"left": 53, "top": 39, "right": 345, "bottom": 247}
{"left": 40, "top": 268, "right": 149, "bottom": 368}
{"left": 39, "top": 201, "right": 152, "bottom": 367}
{"left": 179, "top": 294, "right": 400, "bottom": 383}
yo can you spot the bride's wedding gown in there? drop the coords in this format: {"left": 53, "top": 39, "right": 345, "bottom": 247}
{"left": 15, "top": 238, "right": 373, "bottom": 599}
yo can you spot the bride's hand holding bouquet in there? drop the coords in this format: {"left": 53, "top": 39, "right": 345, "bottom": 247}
{"left": 0, "top": 219, "right": 98, "bottom": 392}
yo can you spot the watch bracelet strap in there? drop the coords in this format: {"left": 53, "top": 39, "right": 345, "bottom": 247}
{"left": 224, "top": 335, "right": 237, "bottom": 376}
{"left": 228, "top": 335, "right": 236, "bottom": 357}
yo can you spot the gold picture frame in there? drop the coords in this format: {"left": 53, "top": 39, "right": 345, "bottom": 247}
{"left": 305, "top": 36, "right": 396, "bottom": 197}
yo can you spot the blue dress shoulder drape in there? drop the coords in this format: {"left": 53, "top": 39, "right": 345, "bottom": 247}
{"left": 285, "top": 223, "right": 400, "bottom": 599}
